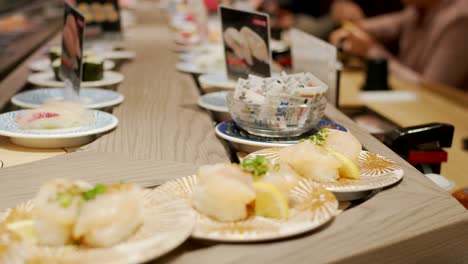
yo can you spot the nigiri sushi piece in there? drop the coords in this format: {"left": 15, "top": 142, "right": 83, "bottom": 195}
{"left": 309, "top": 128, "right": 362, "bottom": 161}
{"left": 16, "top": 101, "right": 93, "bottom": 129}
{"left": 279, "top": 141, "right": 342, "bottom": 182}
{"left": 192, "top": 164, "right": 256, "bottom": 222}
{"left": 33, "top": 179, "right": 91, "bottom": 246}
{"left": 259, "top": 162, "right": 302, "bottom": 199}
{"left": 73, "top": 183, "right": 143, "bottom": 247}
{"left": 240, "top": 156, "right": 301, "bottom": 199}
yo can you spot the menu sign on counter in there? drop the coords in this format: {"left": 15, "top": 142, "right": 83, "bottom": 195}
{"left": 220, "top": 6, "right": 271, "bottom": 80}
{"left": 76, "top": 0, "right": 122, "bottom": 34}
{"left": 60, "top": 2, "right": 85, "bottom": 102}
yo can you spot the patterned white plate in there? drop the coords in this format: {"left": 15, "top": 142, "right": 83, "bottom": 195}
{"left": 0, "top": 188, "right": 195, "bottom": 263}
{"left": 245, "top": 149, "right": 404, "bottom": 193}
{"left": 198, "top": 73, "right": 237, "bottom": 90}
{"left": 176, "top": 62, "right": 223, "bottom": 75}
{"left": 29, "top": 58, "right": 115, "bottom": 72}
{"left": 156, "top": 175, "right": 339, "bottom": 242}
{"left": 11, "top": 88, "right": 124, "bottom": 109}
{"left": 0, "top": 110, "right": 118, "bottom": 148}
{"left": 27, "top": 71, "right": 124, "bottom": 88}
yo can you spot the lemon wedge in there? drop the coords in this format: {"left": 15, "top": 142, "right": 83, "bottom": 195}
{"left": 6, "top": 220, "right": 38, "bottom": 244}
{"left": 253, "top": 182, "right": 289, "bottom": 219}
{"left": 327, "top": 148, "right": 360, "bottom": 180}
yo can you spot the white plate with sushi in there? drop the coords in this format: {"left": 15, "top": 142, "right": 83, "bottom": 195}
{"left": 246, "top": 149, "right": 404, "bottom": 193}
{"left": 157, "top": 164, "right": 339, "bottom": 242}
{"left": 29, "top": 58, "right": 115, "bottom": 72}
{"left": 0, "top": 102, "right": 118, "bottom": 148}
{"left": 0, "top": 179, "right": 195, "bottom": 263}
{"left": 11, "top": 88, "right": 124, "bottom": 109}
{"left": 176, "top": 61, "right": 224, "bottom": 75}
{"left": 244, "top": 128, "right": 404, "bottom": 194}
{"left": 198, "top": 73, "right": 237, "bottom": 90}
{"left": 27, "top": 71, "right": 124, "bottom": 88}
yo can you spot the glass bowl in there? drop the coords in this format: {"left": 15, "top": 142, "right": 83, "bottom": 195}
{"left": 226, "top": 92, "right": 327, "bottom": 138}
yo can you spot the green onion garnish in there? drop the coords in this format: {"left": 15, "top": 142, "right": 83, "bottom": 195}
{"left": 307, "top": 128, "right": 330, "bottom": 146}
{"left": 241, "top": 156, "right": 270, "bottom": 180}
{"left": 82, "top": 184, "right": 107, "bottom": 201}
{"left": 57, "top": 193, "right": 73, "bottom": 208}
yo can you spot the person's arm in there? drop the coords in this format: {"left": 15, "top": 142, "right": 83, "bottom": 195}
{"left": 359, "top": 9, "right": 409, "bottom": 44}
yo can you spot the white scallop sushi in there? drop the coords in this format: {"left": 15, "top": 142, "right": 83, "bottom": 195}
{"left": 73, "top": 183, "right": 143, "bottom": 247}
{"left": 259, "top": 162, "right": 302, "bottom": 200}
{"left": 16, "top": 101, "right": 93, "bottom": 129}
{"left": 323, "top": 129, "right": 362, "bottom": 162}
{"left": 192, "top": 164, "right": 256, "bottom": 222}
{"left": 279, "top": 141, "right": 342, "bottom": 182}
{"left": 33, "top": 179, "right": 91, "bottom": 246}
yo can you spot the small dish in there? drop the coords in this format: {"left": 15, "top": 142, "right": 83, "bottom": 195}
{"left": 29, "top": 58, "right": 115, "bottom": 72}
{"left": 0, "top": 110, "right": 118, "bottom": 148}
{"left": 0, "top": 188, "right": 195, "bottom": 263}
{"left": 11, "top": 88, "right": 124, "bottom": 109}
{"left": 176, "top": 61, "right": 224, "bottom": 75}
{"left": 27, "top": 71, "right": 124, "bottom": 88}
{"left": 197, "top": 91, "right": 230, "bottom": 122}
{"left": 156, "top": 175, "right": 339, "bottom": 242}
{"left": 215, "top": 119, "right": 347, "bottom": 153}
{"left": 227, "top": 93, "right": 327, "bottom": 138}
{"left": 245, "top": 149, "right": 404, "bottom": 196}
{"left": 198, "top": 73, "right": 237, "bottom": 90}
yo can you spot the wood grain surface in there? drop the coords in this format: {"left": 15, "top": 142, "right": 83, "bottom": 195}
{"left": 84, "top": 7, "right": 230, "bottom": 165}
{"left": 340, "top": 72, "right": 468, "bottom": 189}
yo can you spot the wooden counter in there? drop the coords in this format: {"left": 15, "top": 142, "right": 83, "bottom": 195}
{"left": 340, "top": 72, "right": 468, "bottom": 189}
{"left": 0, "top": 1, "right": 467, "bottom": 263}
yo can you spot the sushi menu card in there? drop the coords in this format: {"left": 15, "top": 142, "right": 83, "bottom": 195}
{"left": 60, "top": 2, "right": 85, "bottom": 102}
{"left": 76, "top": 0, "right": 122, "bottom": 34}
{"left": 219, "top": 6, "right": 271, "bottom": 80}
{"left": 290, "top": 28, "right": 337, "bottom": 106}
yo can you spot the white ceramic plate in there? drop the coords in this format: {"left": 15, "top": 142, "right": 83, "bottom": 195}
{"left": 198, "top": 73, "right": 237, "bottom": 90}
{"left": 176, "top": 62, "right": 223, "bottom": 75}
{"left": 0, "top": 110, "right": 118, "bottom": 148}
{"left": 29, "top": 58, "right": 115, "bottom": 72}
{"left": 0, "top": 188, "right": 195, "bottom": 263}
{"left": 157, "top": 175, "right": 339, "bottom": 242}
{"left": 27, "top": 71, "right": 124, "bottom": 88}
{"left": 245, "top": 149, "right": 405, "bottom": 193}
{"left": 11, "top": 88, "right": 124, "bottom": 109}
{"left": 197, "top": 91, "right": 229, "bottom": 112}
{"left": 100, "top": 50, "right": 136, "bottom": 60}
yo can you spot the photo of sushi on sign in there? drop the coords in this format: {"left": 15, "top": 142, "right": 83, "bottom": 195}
{"left": 60, "top": 2, "right": 85, "bottom": 102}
{"left": 220, "top": 6, "right": 271, "bottom": 80}
{"left": 77, "top": 0, "right": 122, "bottom": 35}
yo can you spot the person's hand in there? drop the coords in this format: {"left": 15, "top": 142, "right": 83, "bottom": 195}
{"left": 63, "top": 14, "right": 81, "bottom": 69}
{"left": 329, "top": 24, "right": 376, "bottom": 57}
{"left": 277, "top": 11, "right": 294, "bottom": 29}
{"left": 331, "top": 0, "right": 365, "bottom": 24}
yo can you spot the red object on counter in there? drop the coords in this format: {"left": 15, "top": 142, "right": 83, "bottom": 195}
{"left": 452, "top": 188, "right": 468, "bottom": 209}
{"left": 407, "top": 150, "right": 448, "bottom": 164}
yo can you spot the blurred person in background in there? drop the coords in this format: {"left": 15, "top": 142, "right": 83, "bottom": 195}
{"left": 273, "top": 0, "right": 403, "bottom": 39}
{"left": 330, "top": 0, "right": 468, "bottom": 90}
